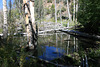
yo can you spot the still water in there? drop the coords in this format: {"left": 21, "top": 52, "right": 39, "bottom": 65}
{"left": 37, "top": 32, "right": 79, "bottom": 62}
{"left": 28, "top": 32, "right": 99, "bottom": 67}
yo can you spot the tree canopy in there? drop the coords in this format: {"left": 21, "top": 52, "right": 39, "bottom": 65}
{"left": 77, "top": 0, "right": 100, "bottom": 35}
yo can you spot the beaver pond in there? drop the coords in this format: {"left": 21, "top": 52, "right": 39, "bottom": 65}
{"left": 26, "top": 31, "right": 100, "bottom": 67}
{"left": 0, "top": 31, "right": 100, "bottom": 67}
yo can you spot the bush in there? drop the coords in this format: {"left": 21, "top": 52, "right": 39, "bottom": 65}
{"left": 45, "top": 8, "right": 51, "bottom": 15}
{"left": 51, "top": 4, "right": 55, "bottom": 17}
{"left": 61, "top": 7, "right": 66, "bottom": 12}
{"left": 47, "top": 0, "right": 52, "bottom": 3}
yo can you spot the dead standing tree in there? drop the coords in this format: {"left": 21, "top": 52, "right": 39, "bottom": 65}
{"left": 3, "top": 0, "right": 8, "bottom": 39}
{"left": 23, "top": 0, "right": 37, "bottom": 49}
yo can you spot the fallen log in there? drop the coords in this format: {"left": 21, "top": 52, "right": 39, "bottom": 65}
{"left": 28, "top": 55, "right": 77, "bottom": 67}
{"left": 60, "top": 30, "right": 100, "bottom": 41}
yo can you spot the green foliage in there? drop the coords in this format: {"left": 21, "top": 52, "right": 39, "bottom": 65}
{"left": 47, "top": 0, "right": 52, "bottom": 3}
{"left": 51, "top": 4, "right": 55, "bottom": 17}
{"left": 78, "top": 0, "right": 100, "bottom": 34}
{"left": 56, "top": 0, "right": 61, "bottom": 3}
{"left": 88, "top": 48, "right": 100, "bottom": 58}
{"left": 0, "top": 29, "right": 2, "bottom": 33}
{"left": 61, "top": 7, "right": 66, "bottom": 12}
{"left": 0, "top": 36, "right": 24, "bottom": 67}
{"left": 45, "top": 8, "right": 51, "bottom": 15}
{"left": 35, "top": 0, "right": 44, "bottom": 20}
{"left": 63, "top": 0, "right": 67, "bottom": 5}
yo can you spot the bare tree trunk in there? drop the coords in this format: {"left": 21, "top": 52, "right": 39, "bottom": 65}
{"left": 67, "top": 0, "right": 71, "bottom": 20}
{"left": 55, "top": 0, "right": 57, "bottom": 24}
{"left": 67, "top": 0, "right": 71, "bottom": 28}
{"left": 67, "top": 35, "right": 70, "bottom": 55}
{"left": 73, "top": 0, "right": 75, "bottom": 22}
{"left": 43, "top": 0, "right": 46, "bottom": 33}
{"left": 23, "top": 0, "right": 30, "bottom": 48}
{"left": 30, "top": 0, "right": 37, "bottom": 48}
{"left": 3, "top": 0, "right": 8, "bottom": 38}
{"left": 23, "top": 0, "right": 37, "bottom": 49}
{"left": 56, "top": 33, "right": 58, "bottom": 52}
{"left": 59, "top": 0, "right": 62, "bottom": 26}
{"left": 76, "top": 0, "right": 78, "bottom": 22}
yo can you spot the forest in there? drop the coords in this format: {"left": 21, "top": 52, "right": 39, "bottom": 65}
{"left": 0, "top": 0, "right": 100, "bottom": 67}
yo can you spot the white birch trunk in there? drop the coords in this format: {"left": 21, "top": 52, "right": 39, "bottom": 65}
{"left": 3, "top": 0, "right": 8, "bottom": 38}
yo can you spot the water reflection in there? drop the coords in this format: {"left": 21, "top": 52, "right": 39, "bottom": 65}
{"left": 38, "top": 46, "right": 65, "bottom": 61}
{"left": 37, "top": 32, "right": 78, "bottom": 61}
{"left": 67, "top": 35, "right": 70, "bottom": 55}
{"left": 35, "top": 31, "right": 100, "bottom": 67}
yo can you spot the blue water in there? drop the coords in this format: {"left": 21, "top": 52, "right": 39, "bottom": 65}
{"left": 38, "top": 46, "right": 65, "bottom": 61}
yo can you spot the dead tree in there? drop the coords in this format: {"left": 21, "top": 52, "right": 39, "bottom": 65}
{"left": 73, "top": 0, "right": 75, "bottom": 22}
{"left": 23, "top": 0, "right": 37, "bottom": 49}
{"left": 3, "top": 0, "right": 8, "bottom": 38}
{"left": 67, "top": 0, "right": 71, "bottom": 28}
{"left": 55, "top": 0, "right": 57, "bottom": 24}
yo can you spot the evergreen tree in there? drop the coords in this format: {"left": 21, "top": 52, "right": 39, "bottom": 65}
{"left": 78, "top": 0, "right": 100, "bottom": 35}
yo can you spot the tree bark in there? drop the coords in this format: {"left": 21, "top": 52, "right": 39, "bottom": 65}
{"left": 73, "top": 0, "right": 75, "bottom": 22}
{"left": 55, "top": 0, "right": 57, "bottom": 24}
{"left": 23, "top": 0, "right": 37, "bottom": 49}
{"left": 30, "top": 0, "right": 37, "bottom": 48}
{"left": 67, "top": 0, "right": 71, "bottom": 28}
{"left": 76, "top": 0, "right": 78, "bottom": 22}
{"left": 3, "top": 0, "right": 8, "bottom": 38}
{"left": 59, "top": 0, "right": 62, "bottom": 26}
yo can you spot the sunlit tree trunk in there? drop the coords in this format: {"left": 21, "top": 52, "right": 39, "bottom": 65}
{"left": 67, "top": 0, "right": 71, "bottom": 20}
{"left": 30, "top": 0, "right": 37, "bottom": 48}
{"left": 23, "top": 0, "right": 30, "bottom": 48}
{"left": 55, "top": 0, "right": 57, "bottom": 24}
{"left": 23, "top": 0, "right": 37, "bottom": 49}
{"left": 43, "top": 0, "right": 46, "bottom": 32}
{"left": 76, "top": 0, "right": 78, "bottom": 22}
{"left": 73, "top": 0, "right": 75, "bottom": 22}
{"left": 3, "top": 0, "right": 8, "bottom": 38}
{"left": 67, "top": 0, "right": 71, "bottom": 28}
{"left": 59, "top": 0, "right": 62, "bottom": 26}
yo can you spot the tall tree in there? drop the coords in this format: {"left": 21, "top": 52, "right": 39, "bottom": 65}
{"left": 59, "top": 0, "right": 62, "bottom": 26}
{"left": 75, "top": 0, "right": 78, "bottom": 22}
{"left": 55, "top": 0, "right": 57, "bottom": 23}
{"left": 3, "top": 0, "right": 8, "bottom": 38}
{"left": 78, "top": 0, "right": 100, "bottom": 34}
{"left": 67, "top": 0, "right": 71, "bottom": 28}
{"left": 73, "top": 0, "right": 75, "bottom": 22}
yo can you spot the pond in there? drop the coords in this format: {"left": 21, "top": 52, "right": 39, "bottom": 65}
{"left": 37, "top": 32, "right": 78, "bottom": 60}
{"left": 29, "top": 31, "right": 99, "bottom": 67}
{"left": 0, "top": 31, "right": 99, "bottom": 67}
